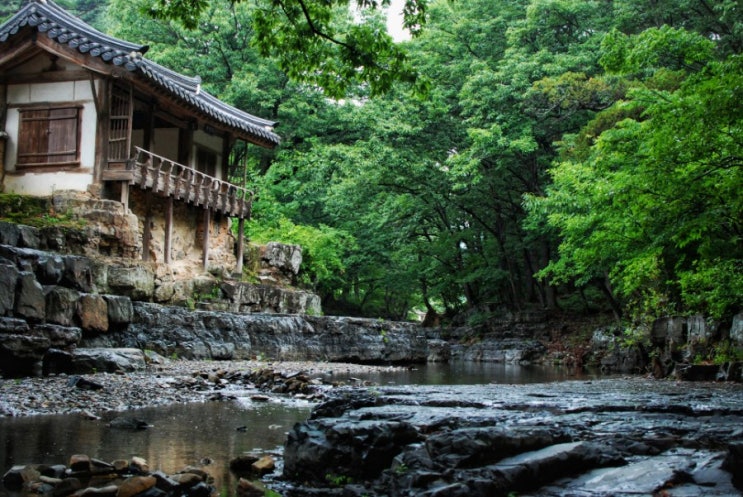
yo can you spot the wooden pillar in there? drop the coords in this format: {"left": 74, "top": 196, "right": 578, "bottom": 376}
{"left": 120, "top": 181, "right": 129, "bottom": 212}
{"left": 202, "top": 207, "right": 211, "bottom": 269}
{"left": 92, "top": 77, "right": 109, "bottom": 186}
{"left": 164, "top": 196, "right": 173, "bottom": 264}
{"left": 142, "top": 195, "right": 152, "bottom": 262}
{"left": 235, "top": 217, "right": 245, "bottom": 275}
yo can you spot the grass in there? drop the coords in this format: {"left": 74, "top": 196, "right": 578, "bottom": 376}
{"left": 0, "top": 193, "right": 84, "bottom": 229}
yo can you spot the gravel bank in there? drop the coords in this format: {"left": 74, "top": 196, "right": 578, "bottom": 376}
{"left": 0, "top": 359, "right": 406, "bottom": 417}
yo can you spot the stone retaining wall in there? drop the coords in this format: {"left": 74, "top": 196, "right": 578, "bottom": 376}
{"left": 0, "top": 236, "right": 423, "bottom": 376}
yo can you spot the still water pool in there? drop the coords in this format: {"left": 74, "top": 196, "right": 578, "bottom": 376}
{"left": 0, "top": 362, "right": 591, "bottom": 494}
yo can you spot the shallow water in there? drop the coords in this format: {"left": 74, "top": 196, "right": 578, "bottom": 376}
{"left": 327, "top": 361, "right": 592, "bottom": 386}
{"left": 0, "top": 399, "right": 310, "bottom": 495}
{"left": 0, "top": 362, "right": 592, "bottom": 495}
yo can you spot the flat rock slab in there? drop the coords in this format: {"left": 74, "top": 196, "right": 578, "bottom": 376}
{"left": 533, "top": 449, "right": 741, "bottom": 496}
{"left": 281, "top": 379, "right": 743, "bottom": 496}
{"left": 69, "top": 348, "right": 145, "bottom": 373}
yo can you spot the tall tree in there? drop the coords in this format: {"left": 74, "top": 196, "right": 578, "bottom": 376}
{"left": 529, "top": 26, "right": 742, "bottom": 321}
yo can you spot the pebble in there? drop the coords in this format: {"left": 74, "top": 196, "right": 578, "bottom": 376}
{"left": 0, "top": 360, "right": 406, "bottom": 417}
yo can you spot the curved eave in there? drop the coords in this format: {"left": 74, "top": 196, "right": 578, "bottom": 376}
{"left": 137, "top": 59, "right": 280, "bottom": 147}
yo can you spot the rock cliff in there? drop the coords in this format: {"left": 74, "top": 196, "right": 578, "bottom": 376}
{"left": 0, "top": 220, "right": 425, "bottom": 376}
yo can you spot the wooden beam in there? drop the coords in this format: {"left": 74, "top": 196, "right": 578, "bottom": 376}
{"left": 0, "top": 69, "right": 93, "bottom": 85}
{"left": 164, "top": 196, "right": 173, "bottom": 264}
{"left": 101, "top": 169, "right": 134, "bottom": 181}
{"left": 33, "top": 35, "right": 113, "bottom": 78}
{"left": 157, "top": 110, "right": 192, "bottom": 131}
{"left": 0, "top": 39, "right": 40, "bottom": 71}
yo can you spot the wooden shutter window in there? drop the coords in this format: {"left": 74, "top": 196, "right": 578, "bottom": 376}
{"left": 108, "top": 85, "right": 132, "bottom": 161}
{"left": 17, "top": 106, "right": 81, "bottom": 167}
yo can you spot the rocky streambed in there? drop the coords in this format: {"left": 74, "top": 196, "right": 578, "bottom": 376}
{"left": 2, "top": 361, "right": 743, "bottom": 496}
{"left": 281, "top": 378, "right": 743, "bottom": 496}
{"left": 0, "top": 359, "right": 405, "bottom": 417}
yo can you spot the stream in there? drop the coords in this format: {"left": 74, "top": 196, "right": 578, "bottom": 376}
{"left": 0, "top": 363, "right": 590, "bottom": 495}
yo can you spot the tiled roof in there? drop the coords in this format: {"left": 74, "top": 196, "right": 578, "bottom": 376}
{"left": 0, "top": 0, "right": 280, "bottom": 147}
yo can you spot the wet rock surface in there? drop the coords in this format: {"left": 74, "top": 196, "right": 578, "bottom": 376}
{"left": 85, "top": 303, "right": 427, "bottom": 365}
{"left": 281, "top": 379, "right": 743, "bottom": 496}
{"left": 2, "top": 455, "right": 221, "bottom": 497}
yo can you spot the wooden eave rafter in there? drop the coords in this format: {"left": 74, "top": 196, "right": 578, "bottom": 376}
{"left": 0, "top": 36, "right": 43, "bottom": 72}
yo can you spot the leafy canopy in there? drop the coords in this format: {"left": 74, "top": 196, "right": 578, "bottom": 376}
{"left": 531, "top": 28, "right": 742, "bottom": 320}
{"left": 142, "top": 0, "right": 428, "bottom": 97}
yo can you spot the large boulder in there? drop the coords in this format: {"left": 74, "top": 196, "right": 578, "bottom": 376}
{"left": 68, "top": 348, "right": 146, "bottom": 374}
{"left": 62, "top": 256, "right": 94, "bottom": 292}
{"left": 730, "top": 313, "right": 743, "bottom": 346}
{"left": 45, "top": 286, "right": 80, "bottom": 327}
{"left": 0, "top": 329, "right": 50, "bottom": 377}
{"left": 107, "top": 266, "right": 155, "bottom": 301}
{"left": 35, "top": 324, "right": 82, "bottom": 348}
{"left": 724, "top": 442, "right": 743, "bottom": 490}
{"left": 219, "top": 282, "right": 322, "bottom": 315}
{"left": 15, "top": 271, "right": 45, "bottom": 321}
{"left": 104, "top": 295, "right": 134, "bottom": 326}
{"left": 0, "top": 262, "right": 18, "bottom": 315}
{"left": 284, "top": 418, "right": 421, "bottom": 483}
{"left": 262, "top": 242, "right": 302, "bottom": 275}
{"left": 0, "top": 222, "right": 21, "bottom": 246}
{"left": 78, "top": 294, "right": 109, "bottom": 333}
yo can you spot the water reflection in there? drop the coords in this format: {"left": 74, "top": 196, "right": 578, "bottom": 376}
{"left": 329, "top": 361, "right": 592, "bottom": 386}
{"left": 0, "top": 400, "right": 310, "bottom": 496}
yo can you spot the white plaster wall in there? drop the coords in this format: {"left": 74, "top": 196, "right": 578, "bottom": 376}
{"left": 3, "top": 78, "right": 98, "bottom": 196}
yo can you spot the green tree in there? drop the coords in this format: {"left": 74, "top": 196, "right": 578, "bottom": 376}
{"left": 530, "top": 27, "right": 742, "bottom": 321}
{"left": 141, "top": 0, "right": 428, "bottom": 97}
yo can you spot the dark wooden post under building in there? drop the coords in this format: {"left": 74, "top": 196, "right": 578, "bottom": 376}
{"left": 223, "top": 135, "right": 245, "bottom": 276}
{"left": 164, "top": 196, "right": 173, "bottom": 264}
{"left": 235, "top": 216, "right": 245, "bottom": 275}
{"left": 142, "top": 195, "right": 152, "bottom": 262}
{"left": 202, "top": 207, "right": 211, "bottom": 269}
{"left": 172, "top": 125, "right": 194, "bottom": 266}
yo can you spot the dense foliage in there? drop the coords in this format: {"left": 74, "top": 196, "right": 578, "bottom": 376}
{"left": 141, "top": 0, "right": 428, "bottom": 97}
{"left": 3, "top": 0, "right": 740, "bottom": 324}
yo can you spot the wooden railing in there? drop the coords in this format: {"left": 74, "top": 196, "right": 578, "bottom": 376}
{"left": 105, "top": 147, "right": 253, "bottom": 219}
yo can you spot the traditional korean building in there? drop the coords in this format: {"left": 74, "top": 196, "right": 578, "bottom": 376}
{"left": 0, "top": 0, "right": 280, "bottom": 273}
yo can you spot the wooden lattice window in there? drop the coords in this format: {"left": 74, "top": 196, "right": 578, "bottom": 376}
{"left": 17, "top": 106, "right": 81, "bottom": 167}
{"left": 109, "top": 85, "right": 132, "bottom": 161}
